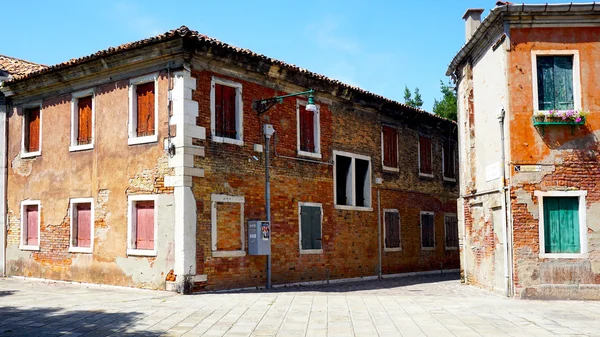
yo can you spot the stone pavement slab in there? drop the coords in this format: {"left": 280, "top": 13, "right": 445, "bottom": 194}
{"left": 1, "top": 273, "right": 600, "bottom": 336}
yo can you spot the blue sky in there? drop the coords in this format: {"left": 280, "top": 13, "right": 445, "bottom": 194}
{"left": 3, "top": 0, "right": 564, "bottom": 111}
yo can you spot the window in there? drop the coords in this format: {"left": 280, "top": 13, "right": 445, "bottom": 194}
{"left": 211, "top": 194, "right": 245, "bottom": 257}
{"left": 418, "top": 135, "right": 433, "bottom": 177}
{"left": 128, "top": 74, "right": 158, "bottom": 145}
{"left": 69, "top": 198, "right": 94, "bottom": 253}
{"left": 334, "top": 151, "right": 372, "bottom": 210}
{"left": 382, "top": 125, "right": 398, "bottom": 171}
{"left": 384, "top": 209, "right": 401, "bottom": 251}
{"left": 420, "top": 211, "right": 435, "bottom": 250}
{"left": 297, "top": 100, "right": 321, "bottom": 158}
{"left": 22, "top": 104, "right": 42, "bottom": 158}
{"left": 445, "top": 213, "right": 458, "bottom": 249}
{"left": 127, "top": 195, "right": 158, "bottom": 256}
{"left": 20, "top": 200, "right": 41, "bottom": 250}
{"left": 210, "top": 77, "right": 243, "bottom": 146}
{"left": 532, "top": 51, "right": 581, "bottom": 112}
{"left": 535, "top": 190, "right": 587, "bottom": 258}
{"left": 443, "top": 141, "right": 456, "bottom": 181}
{"left": 299, "top": 203, "right": 323, "bottom": 253}
{"left": 70, "top": 89, "right": 94, "bottom": 151}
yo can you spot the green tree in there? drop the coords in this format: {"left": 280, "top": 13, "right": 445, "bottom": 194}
{"left": 403, "top": 86, "right": 423, "bottom": 109}
{"left": 433, "top": 80, "right": 457, "bottom": 121}
{"left": 413, "top": 87, "right": 423, "bottom": 109}
{"left": 403, "top": 86, "right": 413, "bottom": 107}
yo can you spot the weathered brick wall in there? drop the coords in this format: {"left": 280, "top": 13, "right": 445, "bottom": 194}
{"left": 191, "top": 67, "right": 459, "bottom": 290}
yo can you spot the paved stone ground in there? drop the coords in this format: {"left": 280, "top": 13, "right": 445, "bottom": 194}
{"left": 1, "top": 273, "right": 600, "bottom": 336}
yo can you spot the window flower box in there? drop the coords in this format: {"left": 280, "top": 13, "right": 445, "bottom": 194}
{"left": 532, "top": 110, "right": 587, "bottom": 135}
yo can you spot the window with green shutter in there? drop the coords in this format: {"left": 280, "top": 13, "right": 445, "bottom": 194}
{"left": 300, "top": 205, "right": 322, "bottom": 251}
{"left": 537, "top": 55, "right": 574, "bottom": 111}
{"left": 543, "top": 197, "right": 580, "bottom": 254}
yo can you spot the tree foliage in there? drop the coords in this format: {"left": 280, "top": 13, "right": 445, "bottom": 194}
{"left": 432, "top": 80, "right": 457, "bottom": 121}
{"left": 403, "top": 86, "right": 423, "bottom": 109}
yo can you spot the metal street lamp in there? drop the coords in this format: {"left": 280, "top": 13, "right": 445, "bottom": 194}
{"left": 252, "top": 88, "right": 316, "bottom": 289}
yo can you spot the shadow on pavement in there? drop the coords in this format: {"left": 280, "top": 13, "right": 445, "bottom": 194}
{"left": 0, "top": 303, "right": 160, "bottom": 337}
{"left": 219, "top": 271, "right": 460, "bottom": 294}
{"left": 0, "top": 291, "right": 16, "bottom": 298}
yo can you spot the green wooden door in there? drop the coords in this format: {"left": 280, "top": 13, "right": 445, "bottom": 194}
{"left": 543, "top": 197, "right": 580, "bottom": 253}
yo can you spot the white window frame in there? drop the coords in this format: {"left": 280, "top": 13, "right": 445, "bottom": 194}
{"left": 296, "top": 99, "right": 322, "bottom": 159}
{"left": 444, "top": 213, "right": 458, "bottom": 250}
{"left": 333, "top": 150, "right": 373, "bottom": 211}
{"left": 418, "top": 134, "right": 434, "bottom": 178}
{"left": 442, "top": 140, "right": 457, "bottom": 182}
{"left": 531, "top": 50, "right": 581, "bottom": 113}
{"left": 534, "top": 190, "right": 588, "bottom": 259}
{"left": 69, "top": 197, "right": 94, "bottom": 253}
{"left": 20, "top": 199, "right": 41, "bottom": 251}
{"left": 383, "top": 209, "right": 401, "bottom": 252}
{"left": 128, "top": 73, "right": 159, "bottom": 145}
{"left": 20, "top": 102, "right": 42, "bottom": 159}
{"left": 69, "top": 89, "right": 95, "bottom": 152}
{"left": 211, "top": 194, "right": 246, "bottom": 257}
{"left": 210, "top": 77, "right": 244, "bottom": 146}
{"left": 127, "top": 194, "right": 158, "bottom": 257}
{"left": 420, "top": 211, "right": 435, "bottom": 251}
{"left": 381, "top": 125, "right": 399, "bottom": 172}
{"left": 298, "top": 202, "right": 324, "bottom": 254}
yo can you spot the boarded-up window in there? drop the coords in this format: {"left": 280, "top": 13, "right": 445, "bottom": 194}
{"left": 24, "top": 107, "right": 40, "bottom": 153}
{"left": 445, "top": 214, "right": 458, "bottom": 248}
{"left": 537, "top": 56, "right": 574, "bottom": 111}
{"left": 419, "top": 135, "right": 432, "bottom": 175}
{"left": 216, "top": 202, "right": 242, "bottom": 251}
{"left": 443, "top": 141, "right": 456, "bottom": 180}
{"left": 214, "top": 83, "right": 237, "bottom": 139}
{"left": 421, "top": 212, "right": 435, "bottom": 249}
{"left": 382, "top": 126, "right": 398, "bottom": 168}
{"left": 26, "top": 205, "right": 39, "bottom": 246}
{"left": 136, "top": 82, "right": 155, "bottom": 137}
{"left": 299, "top": 105, "right": 316, "bottom": 153}
{"left": 72, "top": 203, "right": 92, "bottom": 248}
{"left": 543, "top": 197, "right": 580, "bottom": 253}
{"left": 77, "top": 96, "right": 93, "bottom": 145}
{"left": 384, "top": 211, "right": 401, "bottom": 249}
{"left": 135, "top": 201, "right": 154, "bottom": 250}
{"left": 300, "top": 205, "right": 322, "bottom": 250}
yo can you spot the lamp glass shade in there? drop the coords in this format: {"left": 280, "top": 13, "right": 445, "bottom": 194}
{"left": 305, "top": 103, "right": 317, "bottom": 112}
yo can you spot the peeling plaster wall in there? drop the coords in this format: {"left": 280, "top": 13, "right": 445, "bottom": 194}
{"left": 508, "top": 27, "right": 600, "bottom": 298}
{"left": 5, "top": 70, "right": 176, "bottom": 289}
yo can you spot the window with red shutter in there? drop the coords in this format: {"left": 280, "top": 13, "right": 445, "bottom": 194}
{"left": 75, "top": 204, "right": 91, "bottom": 248}
{"left": 77, "top": 96, "right": 93, "bottom": 145}
{"left": 136, "top": 82, "right": 155, "bottom": 137}
{"left": 419, "top": 135, "right": 432, "bottom": 175}
{"left": 382, "top": 126, "right": 398, "bottom": 169}
{"left": 299, "top": 105, "right": 316, "bottom": 153}
{"left": 215, "top": 83, "right": 237, "bottom": 139}
{"left": 384, "top": 211, "right": 401, "bottom": 249}
{"left": 135, "top": 201, "right": 155, "bottom": 250}
{"left": 24, "top": 107, "right": 40, "bottom": 153}
{"left": 26, "top": 205, "right": 39, "bottom": 246}
{"left": 445, "top": 214, "right": 458, "bottom": 248}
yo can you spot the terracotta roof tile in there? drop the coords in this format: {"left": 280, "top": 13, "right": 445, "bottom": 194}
{"left": 0, "top": 55, "right": 47, "bottom": 77}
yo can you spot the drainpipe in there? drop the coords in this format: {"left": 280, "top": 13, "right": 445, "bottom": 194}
{"left": 497, "top": 106, "right": 510, "bottom": 297}
{"left": 0, "top": 79, "right": 7, "bottom": 277}
{"left": 377, "top": 188, "right": 382, "bottom": 279}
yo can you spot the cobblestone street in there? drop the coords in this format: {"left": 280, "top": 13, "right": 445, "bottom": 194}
{"left": 1, "top": 273, "right": 600, "bottom": 336}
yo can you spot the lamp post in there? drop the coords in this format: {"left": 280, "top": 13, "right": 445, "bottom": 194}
{"left": 252, "top": 89, "right": 317, "bottom": 289}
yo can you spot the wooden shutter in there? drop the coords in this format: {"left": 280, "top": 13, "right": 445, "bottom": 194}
{"left": 421, "top": 213, "right": 434, "bottom": 248}
{"left": 311, "top": 207, "right": 322, "bottom": 250}
{"left": 76, "top": 204, "right": 91, "bottom": 248}
{"left": 135, "top": 201, "right": 155, "bottom": 250}
{"left": 419, "top": 136, "right": 432, "bottom": 174}
{"left": 300, "top": 106, "right": 315, "bottom": 152}
{"left": 78, "top": 96, "right": 92, "bottom": 145}
{"left": 385, "top": 212, "right": 400, "bottom": 248}
{"left": 26, "top": 107, "right": 40, "bottom": 152}
{"left": 553, "top": 56, "right": 574, "bottom": 110}
{"left": 136, "top": 82, "right": 155, "bottom": 137}
{"left": 26, "top": 205, "right": 38, "bottom": 246}
{"left": 215, "top": 84, "right": 237, "bottom": 139}
{"left": 445, "top": 215, "right": 458, "bottom": 247}
{"left": 443, "top": 141, "right": 455, "bottom": 179}
{"left": 300, "top": 206, "right": 322, "bottom": 250}
{"left": 544, "top": 197, "right": 580, "bottom": 254}
{"left": 383, "top": 126, "right": 398, "bottom": 168}
{"left": 537, "top": 57, "right": 555, "bottom": 111}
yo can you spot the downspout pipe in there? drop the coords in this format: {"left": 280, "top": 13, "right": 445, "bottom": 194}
{"left": 0, "top": 75, "right": 8, "bottom": 277}
{"left": 498, "top": 106, "right": 510, "bottom": 297}
{"left": 377, "top": 188, "right": 382, "bottom": 279}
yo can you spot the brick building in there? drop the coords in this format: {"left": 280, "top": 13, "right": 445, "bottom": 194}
{"left": 1, "top": 27, "right": 458, "bottom": 291}
{"left": 448, "top": 3, "right": 600, "bottom": 299}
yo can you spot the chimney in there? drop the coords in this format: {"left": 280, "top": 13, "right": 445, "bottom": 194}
{"left": 462, "top": 8, "right": 485, "bottom": 42}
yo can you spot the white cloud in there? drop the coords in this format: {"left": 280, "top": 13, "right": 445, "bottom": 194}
{"left": 306, "top": 18, "right": 361, "bottom": 54}
{"left": 113, "top": 2, "right": 163, "bottom": 37}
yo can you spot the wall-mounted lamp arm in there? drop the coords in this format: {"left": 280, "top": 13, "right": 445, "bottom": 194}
{"left": 253, "top": 89, "right": 316, "bottom": 115}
